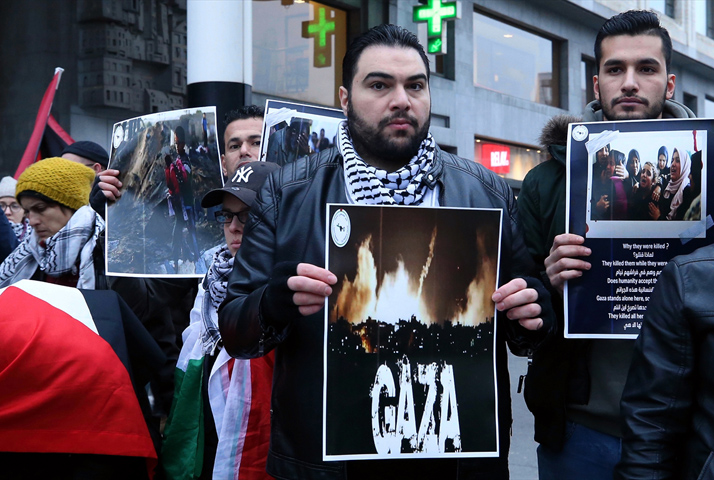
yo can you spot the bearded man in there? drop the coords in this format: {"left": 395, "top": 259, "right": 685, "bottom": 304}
{"left": 219, "top": 24, "right": 553, "bottom": 480}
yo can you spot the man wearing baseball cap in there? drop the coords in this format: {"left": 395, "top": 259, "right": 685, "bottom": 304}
{"left": 162, "top": 160, "right": 280, "bottom": 480}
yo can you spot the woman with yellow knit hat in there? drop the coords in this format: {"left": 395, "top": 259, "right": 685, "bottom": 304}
{"left": 0, "top": 157, "right": 105, "bottom": 289}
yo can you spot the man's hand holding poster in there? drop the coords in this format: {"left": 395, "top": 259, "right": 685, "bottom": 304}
{"left": 323, "top": 204, "right": 502, "bottom": 460}
{"left": 565, "top": 118, "right": 712, "bottom": 338}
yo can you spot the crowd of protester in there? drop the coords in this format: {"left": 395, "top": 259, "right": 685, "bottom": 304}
{"left": 1, "top": 9, "right": 713, "bottom": 480}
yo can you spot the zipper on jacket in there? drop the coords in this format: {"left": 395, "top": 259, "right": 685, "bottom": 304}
{"left": 517, "top": 349, "right": 533, "bottom": 394}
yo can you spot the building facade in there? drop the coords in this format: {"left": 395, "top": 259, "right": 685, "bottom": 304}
{"left": 3, "top": 0, "right": 714, "bottom": 190}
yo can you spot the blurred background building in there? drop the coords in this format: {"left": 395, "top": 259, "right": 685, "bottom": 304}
{"left": 2, "top": 0, "right": 714, "bottom": 192}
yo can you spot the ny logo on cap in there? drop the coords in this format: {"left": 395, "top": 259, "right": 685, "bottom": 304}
{"left": 232, "top": 165, "right": 254, "bottom": 184}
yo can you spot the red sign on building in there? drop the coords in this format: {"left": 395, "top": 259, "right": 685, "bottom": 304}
{"left": 481, "top": 143, "right": 510, "bottom": 174}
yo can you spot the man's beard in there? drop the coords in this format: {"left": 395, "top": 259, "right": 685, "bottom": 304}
{"left": 600, "top": 88, "right": 667, "bottom": 121}
{"left": 347, "top": 102, "right": 430, "bottom": 170}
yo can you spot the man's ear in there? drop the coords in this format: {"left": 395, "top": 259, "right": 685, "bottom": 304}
{"left": 339, "top": 86, "right": 349, "bottom": 117}
{"left": 666, "top": 73, "right": 676, "bottom": 100}
{"left": 593, "top": 75, "right": 600, "bottom": 101}
{"left": 92, "top": 163, "right": 103, "bottom": 174}
{"left": 221, "top": 154, "right": 228, "bottom": 176}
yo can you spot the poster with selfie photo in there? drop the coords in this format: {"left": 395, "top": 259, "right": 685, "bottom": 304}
{"left": 260, "top": 100, "right": 345, "bottom": 166}
{"left": 565, "top": 118, "right": 713, "bottom": 338}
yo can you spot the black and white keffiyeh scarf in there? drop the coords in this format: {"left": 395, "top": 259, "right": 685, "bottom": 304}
{"left": 338, "top": 121, "right": 436, "bottom": 205}
{"left": 201, "top": 244, "right": 234, "bottom": 355}
{"left": 0, "top": 206, "right": 104, "bottom": 289}
{"left": 10, "top": 218, "right": 32, "bottom": 242}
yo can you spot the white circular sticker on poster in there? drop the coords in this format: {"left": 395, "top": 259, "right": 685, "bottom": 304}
{"left": 330, "top": 208, "right": 351, "bottom": 248}
{"left": 572, "top": 124, "right": 588, "bottom": 142}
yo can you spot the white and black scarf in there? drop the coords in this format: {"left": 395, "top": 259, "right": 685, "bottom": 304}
{"left": 0, "top": 206, "right": 104, "bottom": 289}
{"left": 338, "top": 121, "right": 436, "bottom": 205}
{"left": 201, "top": 244, "right": 233, "bottom": 355}
{"left": 10, "top": 218, "right": 32, "bottom": 242}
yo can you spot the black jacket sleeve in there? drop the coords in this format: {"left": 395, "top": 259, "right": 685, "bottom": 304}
{"left": 615, "top": 260, "right": 693, "bottom": 479}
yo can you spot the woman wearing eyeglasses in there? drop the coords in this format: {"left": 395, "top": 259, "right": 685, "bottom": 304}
{"left": 0, "top": 176, "right": 32, "bottom": 242}
{"left": 163, "top": 161, "right": 280, "bottom": 480}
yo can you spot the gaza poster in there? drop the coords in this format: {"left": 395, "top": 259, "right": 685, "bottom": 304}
{"left": 323, "top": 204, "right": 502, "bottom": 460}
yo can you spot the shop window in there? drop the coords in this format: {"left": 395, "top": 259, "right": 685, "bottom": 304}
{"left": 581, "top": 56, "right": 596, "bottom": 110}
{"left": 705, "top": 96, "right": 714, "bottom": 118}
{"left": 695, "top": 0, "right": 714, "bottom": 38}
{"left": 684, "top": 92, "right": 697, "bottom": 116}
{"left": 253, "top": 0, "right": 348, "bottom": 107}
{"left": 650, "top": 0, "right": 675, "bottom": 18}
{"left": 473, "top": 10, "right": 559, "bottom": 107}
{"left": 474, "top": 137, "right": 546, "bottom": 183}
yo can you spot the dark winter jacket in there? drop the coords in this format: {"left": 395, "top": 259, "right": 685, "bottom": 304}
{"left": 219, "top": 146, "right": 554, "bottom": 480}
{"left": 616, "top": 244, "right": 714, "bottom": 480}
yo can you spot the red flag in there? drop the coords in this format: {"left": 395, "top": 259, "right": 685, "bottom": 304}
{"left": 15, "top": 67, "right": 75, "bottom": 178}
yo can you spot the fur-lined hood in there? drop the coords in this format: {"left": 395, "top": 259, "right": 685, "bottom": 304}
{"left": 539, "top": 114, "right": 582, "bottom": 167}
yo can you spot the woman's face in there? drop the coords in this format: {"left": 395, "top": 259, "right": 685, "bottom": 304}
{"left": 670, "top": 150, "right": 681, "bottom": 181}
{"left": 640, "top": 164, "right": 655, "bottom": 190}
{"left": 658, "top": 153, "right": 667, "bottom": 170}
{"left": 20, "top": 197, "right": 74, "bottom": 242}
{"left": 0, "top": 196, "right": 24, "bottom": 224}
{"left": 627, "top": 155, "right": 639, "bottom": 177}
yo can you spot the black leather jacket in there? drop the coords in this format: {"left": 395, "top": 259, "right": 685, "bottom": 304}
{"left": 616, "top": 244, "right": 714, "bottom": 480}
{"left": 219, "top": 147, "right": 553, "bottom": 479}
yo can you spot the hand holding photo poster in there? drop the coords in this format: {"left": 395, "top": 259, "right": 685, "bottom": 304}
{"left": 260, "top": 100, "right": 344, "bottom": 166}
{"left": 106, "top": 107, "right": 224, "bottom": 277}
{"left": 323, "top": 204, "right": 502, "bottom": 460}
{"left": 565, "top": 118, "right": 712, "bottom": 338}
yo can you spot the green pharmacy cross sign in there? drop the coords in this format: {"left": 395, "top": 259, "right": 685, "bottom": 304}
{"left": 413, "top": 0, "right": 461, "bottom": 55}
{"left": 302, "top": 7, "right": 336, "bottom": 68}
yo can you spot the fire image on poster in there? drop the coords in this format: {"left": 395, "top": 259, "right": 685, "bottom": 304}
{"left": 323, "top": 204, "right": 502, "bottom": 460}
{"left": 106, "top": 107, "right": 224, "bottom": 277}
{"left": 565, "top": 118, "right": 713, "bottom": 338}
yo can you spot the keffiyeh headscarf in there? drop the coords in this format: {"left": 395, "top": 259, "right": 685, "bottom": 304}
{"left": 10, "top": 218, "right": 32, "bottom": 242}
{"left": 338, "top": 121, "right": 436, "bottom": 205}
{"left": 0, "top": 205, "right": 104, "bottom": 289}
{"left": 200, "top": 244, "right": 234, "bottom": 355}
{"left": 663, "top": 146, "right": 692, "bottom": 220}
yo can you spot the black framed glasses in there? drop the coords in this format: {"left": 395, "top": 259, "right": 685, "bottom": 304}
{"left": 215, "top": 209, "right": 250, "bottom": 225}
{"left": 0, "top": 202, "right": 21, "bottom": 213}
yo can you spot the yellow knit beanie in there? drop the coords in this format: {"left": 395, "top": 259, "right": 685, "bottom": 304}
{"left": 16, "top": 157, "right": 96, "bottom": 211}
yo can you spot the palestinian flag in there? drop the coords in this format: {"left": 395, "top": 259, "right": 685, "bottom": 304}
{"left": 162, "top": 308, "right": 273, "bottom": 480}
{"left": 0, "top": 280, "right": 161, "bottom": 477}
{"left": 15, "top": 67, "right": 74, "bottom": 178}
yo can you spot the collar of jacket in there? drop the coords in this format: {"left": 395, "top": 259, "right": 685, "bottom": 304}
{"left": 582, "top": 99, "right": 696, "bottom": 121}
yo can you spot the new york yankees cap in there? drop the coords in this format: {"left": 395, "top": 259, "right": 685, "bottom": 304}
{"left": 201, "top": 160, "right": 280, "bottom": 208}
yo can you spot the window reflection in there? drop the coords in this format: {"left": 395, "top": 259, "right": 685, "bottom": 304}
{"left": 474, "top": 138, "right": 546, "bottom": 182}
{"left": 253, "top": 1, "right": 346, "bottom": 106}
{"left": 473, "top": 11, "right": 557, "bottom": 107}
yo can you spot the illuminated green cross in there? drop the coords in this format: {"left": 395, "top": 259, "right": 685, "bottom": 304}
{"left": 302, "top": 7, "right": 336, "bottom": 68}
{"left": 413, "top": 0, "right": 461, "bottom": 55}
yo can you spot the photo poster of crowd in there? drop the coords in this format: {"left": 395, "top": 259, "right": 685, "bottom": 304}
{"left": 565, "top": 118, "right": 712, "bottom": 338}
{"left": 322, "top": 204, "right": 503, "bottom": 460}
{"left": 260, "top": 99, "right": 345, "bottom": 166}
{"left": 105, "top": 107, "right": 224, "bottom": 277}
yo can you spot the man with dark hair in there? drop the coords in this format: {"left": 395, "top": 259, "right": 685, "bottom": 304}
{"left": 517, "top": 9, "right": 695, "bottom": 480}
{"left": 219, "top": 23, "right": 554, "bottom": 480}
{"left": 221, "top": 105, "right": 264, "bottom": 177}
